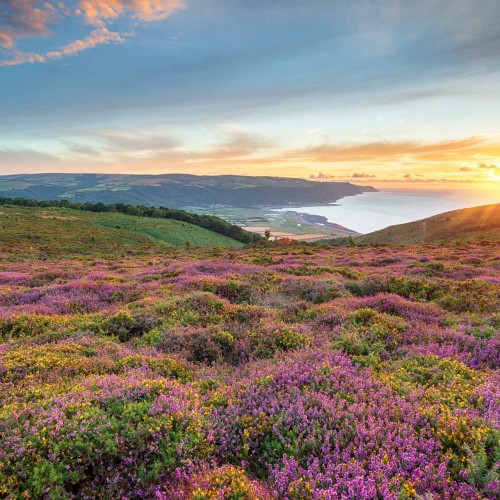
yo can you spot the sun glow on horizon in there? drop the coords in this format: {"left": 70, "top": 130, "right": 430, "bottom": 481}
{"left": 1, "top": 1, "right": 500, "bottom": 190}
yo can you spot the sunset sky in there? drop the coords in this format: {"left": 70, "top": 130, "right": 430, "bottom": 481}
{"left": 1, "top": 0, "right": 500, "bottom": 188}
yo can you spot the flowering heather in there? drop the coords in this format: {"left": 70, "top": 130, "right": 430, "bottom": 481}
{"left": 0, "top": 240, "right": 499, "bottom": 498}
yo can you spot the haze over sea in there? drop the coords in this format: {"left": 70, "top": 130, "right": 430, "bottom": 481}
{"left": 274, "top": 188, "right": 500, "bottom": 234}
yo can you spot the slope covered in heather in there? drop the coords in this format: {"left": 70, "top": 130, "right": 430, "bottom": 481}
{"left": 0, "top": 227, "right": 498, "bottom": 498}
{"left": 358, "top": 203, "right": 500, "bottom": 244}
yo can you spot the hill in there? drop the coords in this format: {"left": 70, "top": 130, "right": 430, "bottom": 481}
{"left": 357, "top": 203, "right": 500, "bottom": 244}
{"left": 0, "top": 197, "right": 261, "bottom": 244}
{"left": 0, "top": 173, "right": 376, "bottom": 208}
{"left": 0, "top": 205, "right": 243, "bottom": 258}
{"left": 0, "top": 233, "right": 498, "bottom": 497}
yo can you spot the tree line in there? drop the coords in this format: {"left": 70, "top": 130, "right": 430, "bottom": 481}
{"left": 0, "top": 197, "right": 262, "bottom": 244}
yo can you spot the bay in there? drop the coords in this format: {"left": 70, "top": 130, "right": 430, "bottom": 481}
{"left": 273, "top": 187, "right": 500, "bottom": 234}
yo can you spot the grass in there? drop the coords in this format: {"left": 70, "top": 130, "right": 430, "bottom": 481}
{"left": 0, "top": 206, "right": 243, "bottom": 259}
{"left": 358, "top": 203, "right": 500, "bottom": 244}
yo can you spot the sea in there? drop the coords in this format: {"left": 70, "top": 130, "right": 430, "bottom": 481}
{"left": 273, "top": 187, "right": 500, "bottom": 234}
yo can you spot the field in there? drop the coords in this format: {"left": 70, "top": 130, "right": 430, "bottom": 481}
{"left": 182, "top": 206, "right": 356, "bottom": 240}
{"left": 0, "top": 217, "right": 499, "bottom": 498}
{"left": 0, "top": 206, "right": 243, "bottom": 259}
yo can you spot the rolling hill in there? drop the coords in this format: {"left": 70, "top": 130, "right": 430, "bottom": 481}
{"left": 357, "top": 203, "right": 500, "bottom": 244}
{"left": 0, "top": 205, "right": 243, "bottom": 259}
{"left": 1, "top": 220, "right": 498, "bottom": 497}
{"left": 0, "top": 173, "right": 376, "bottom": 208}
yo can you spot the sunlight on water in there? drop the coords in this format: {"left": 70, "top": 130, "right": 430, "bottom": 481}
{"left": 273, "top": 188, "right": 500, "bottom": 234}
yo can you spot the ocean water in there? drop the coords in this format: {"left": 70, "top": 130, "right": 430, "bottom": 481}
{"left": 273, "top": 188, "right": 500, "bottom": 234}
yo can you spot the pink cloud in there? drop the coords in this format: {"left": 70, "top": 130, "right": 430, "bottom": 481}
{"left": 0, "top": 32, "right": 14, "bottom": 48}
{"left": 76, "top": 0, "right": 186, "bottom": 24}
{"left": 0, "top": 0, "right": 185, "bottom": 66}
{"left": 0, "top": 49, "right": 46, "bottom": 67}
{"left": 0, "top": 0, "right": 60, "bottom": 41}
{"left": 0, "top": 28, "right": 124, "bottom": 66}
{"left": 47, "top": 28, "right": 125, "bottom": 59}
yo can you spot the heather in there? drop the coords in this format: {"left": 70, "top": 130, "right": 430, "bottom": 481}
{"left": 0, "top": 239, "right": 499, "bottom": 498}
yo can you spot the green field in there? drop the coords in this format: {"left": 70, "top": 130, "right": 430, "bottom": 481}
{"left": 0, "top": 206, "right": 243, "bottom": 259}
{"left": 182, "top": 205, "right": 351, "bottom": 237}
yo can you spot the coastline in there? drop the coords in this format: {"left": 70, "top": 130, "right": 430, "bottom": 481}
{"left": 270, "top": 188, "right": 500, "bottom": 236}
{"left": 262, "top": 188, "right": 376, "bottom": 236}
{"left": 274, "top": 209, "right": 360, "bottom": 235}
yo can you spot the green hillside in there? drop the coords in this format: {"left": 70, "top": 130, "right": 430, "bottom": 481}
{"left": 358, "top": 203, "right": 500, "bottom": 244}
{"left": 0, "top": 206, "right": 243, "bottom": 259}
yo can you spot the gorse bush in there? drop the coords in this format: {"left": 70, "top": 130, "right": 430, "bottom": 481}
{"left": 436, "top": 279, "right": 499, "bottom": 313}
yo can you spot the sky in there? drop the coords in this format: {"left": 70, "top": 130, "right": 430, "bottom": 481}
{"left": 1, "top": 0, "right": 500, "bottom": 190}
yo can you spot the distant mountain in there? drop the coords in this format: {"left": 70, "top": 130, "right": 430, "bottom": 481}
{"left": 357, "top": 204, "right": 500, "bottom": 244}
{"left": 0, "top": 173, "right": 376, "bottom": 209}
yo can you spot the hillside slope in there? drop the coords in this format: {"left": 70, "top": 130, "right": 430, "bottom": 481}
{"left": 0, "top": 206, "right": 243, "bottom": 258}
{"left": 0, "top": 234, "right": 498, "bottom": 497}
{"left": 358, "top": 203, "right": 500, "bottom": 244}
{"left": 0, "top": 173, "right": 376, "bottom": 208}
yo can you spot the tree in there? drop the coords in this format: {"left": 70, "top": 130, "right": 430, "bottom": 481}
{"left": 126, "top": 206, "right": 140, "bottom": 216}
{"left": 347, "top": 235, "right": 357, "bottom": 247}
{"left": 264, "top": 228, "right": 271, "bottom": 240}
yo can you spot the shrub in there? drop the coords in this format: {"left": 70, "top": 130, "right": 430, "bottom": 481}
{"left": 0, "top": 380, "right": 207, "bottom": 497}
{"left": 158, "top": 326, "right": 236, "bottom": 365}
{"left": 347, "top": 276, "right": 390, "bottom": 297}
{"left": 281, "top": 277, "right": 345, "bottom": 303}
{"left": 466, "top": 439, "right": 500, "bottom": 495}
{"left": 100, "top": 310, "right": 157, "bottom": 341}
{"left": 162, "top": 466, "right": 272, "bottom": 499}
{"left": 436, "top": 279, "right": 499, "bottom": 314}
{"left": 250, "top": 323, "right": 312, "bottom": 358}
{"left": 389, "top": 276, "right": 436, "bottom": 301}
{"left": 156, "top": 292, "right": 229, "bottom": 327}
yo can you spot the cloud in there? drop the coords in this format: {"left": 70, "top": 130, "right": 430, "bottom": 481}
{"left": 0, "top": 32, "right": 13, "bottom": 48}
{"left": 0, "top": 49, "right": 46, "bottom": 66}
{"left": 46, "top": 28, "right": 124, "bottom": 59}
{"left": 291, "top": 137, "right": 498, "bottom": 164}
{"left": 93, "top": 128, "right": 182, "bottom": 152}
{"left": 0, "top": 28, "right": 124, "bottom": 66}
{"left": 0, "top": 1, "right": 59, "bottom": 41}
{"left": 3, "top": 125, "right": 500, "bottom": 183}
{"left": 310, "top": 172, "right": 377, "bottom": 180}
{"left": 309, "top": 172, "right": 333, "bottom": 180}
{"left": 77, "top": 0, "right": 186, "bottom": 24}
{"left": 206, "top": 127, "right": 274, "bottom": 159}
{"left": 20, "top": 124, "right": 277, "bottom": 170}
{"left": 0, "top": 0, "right": 185, "bottom": 66}
{"left": 352, "top": 173, "right": 376, "bottom": 178}
{"left": 0, "top": 146, "right": 63, "bottom": 169}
